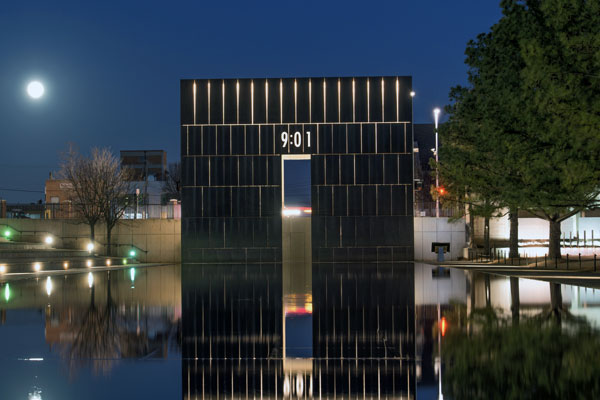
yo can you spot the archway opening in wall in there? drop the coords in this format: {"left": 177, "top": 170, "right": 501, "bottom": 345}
{"left": 282, "top": 154, "right": 311, "bottom": 217}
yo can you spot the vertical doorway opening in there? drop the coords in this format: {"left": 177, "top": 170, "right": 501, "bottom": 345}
{"left": 282, "top": 155, "right": 311, "bottom": 216}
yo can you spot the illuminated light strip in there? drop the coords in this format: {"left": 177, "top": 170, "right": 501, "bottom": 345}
{"left": 282, "top": 207, "right": 311, "bottom": 217}
{"left": 337, "top": 78, "right": 341, "bottom": 122}
{"left": 193, "top": 81, "right": 197, "bottom": 124}
{"left": 352, "top": 78, "right": 356, "bottom": 123}
{"left": 207, "top": 81, "right": 211, "bottom": 124}
{"left": 236, "top": 80, "right": 240, "bottom": 124}
{"left": 381, "top": 77, "right": 385, "bottom": 121}
{"left": 367, "top": 78, "right": 370, "bottom": 122}
{"left": 294, "top": 79, "right": 297, "bottom": 123}
{"left": 265, "top": 80, "right": 269, "bottom": 122}
{"left": 279, "top": 79, "right": 283, "bottom": 123}
{"left": 222, "top": 80, "right": 225, "bottom": 124}
{"left": 323, "top": 79, "right": 326, "bottom": 122}
{"left": 396, "top": 77, "right": 400, "bottom": 122}
{"left": 251, "top": 80, "right": 254, "bottom": 124}
{"left": 308, "top": 79, "right": 312, "bottom": 122}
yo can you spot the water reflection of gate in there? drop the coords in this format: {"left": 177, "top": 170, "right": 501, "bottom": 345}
{"left": 181, "top": 262, "right": 415, "bottom": 399}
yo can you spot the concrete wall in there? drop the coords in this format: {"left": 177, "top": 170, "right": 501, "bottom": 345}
{"left": 475, "top": 213, "right": 600, "bottom": 244}
{"left": 414, "top": 217, "right": 466, "bottom": 261}
{"left": 0, "top": 218, "right": 180, "bottom": 263}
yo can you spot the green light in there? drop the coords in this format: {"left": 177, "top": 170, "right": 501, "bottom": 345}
{"left": 123, "top": 258, "right": 128, "bottom": 265}
{"left": 129, "top": 250, "right": 136, "bottom": 257}
{"left": 130, "top": 267, "right": 135, "bottom": 283}
{"left": 4, "top": 283, "right": 10, "bottom": 302}
{"left": 3, "top": 230, "right": 10, "bottom": 238}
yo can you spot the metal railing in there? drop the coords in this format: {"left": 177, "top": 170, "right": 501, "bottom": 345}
{"left": 2, "top": 203, "right": 181, "bottom": 220}
{"left": 414, "top": 202, "right": 460, "bottom": 218}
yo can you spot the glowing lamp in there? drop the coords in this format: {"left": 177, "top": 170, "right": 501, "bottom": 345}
{"left": 106, "top": 259, "right": 112, "bottom": 266}
{"left": 33, "top": 262, "right": 41, "bottom": 272}
{"left": 129, "top": 249, "right": 136, "bottom": 257}
{"left": 86, "top": 260, "right": 92, "bottom": 268}
{"left": 0, "top": 264, "right": 5, "bottom": 274}
{"left": 3, "top": 230, "right": 11, "bottom": 238}
{"left": 86, "top": 242, "right": 95, "bottom": 252}
{"left": 440, "top": 316, "right": 447, "bottom": 337}
{"left": 63, "top": 262, "right": 69, "bottom": 269}
{"left": 282, "top": 208, "right": 301, "bottom": 217}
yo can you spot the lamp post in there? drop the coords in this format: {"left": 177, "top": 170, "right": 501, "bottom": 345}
{"left": 433, "top": 108, "right": 441, "bottom": 218}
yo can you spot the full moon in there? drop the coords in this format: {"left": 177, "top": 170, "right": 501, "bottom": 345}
{"left": 27, "top": 81, "right": 45, "bottom": 99}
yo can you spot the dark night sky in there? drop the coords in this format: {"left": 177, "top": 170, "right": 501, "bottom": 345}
{"left": 0, "top": 1, "right": 502, "bottom": 202}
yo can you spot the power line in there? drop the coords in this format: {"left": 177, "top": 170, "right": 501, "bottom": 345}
{"left": 0, "top": 187, "right": 45, "bottom": 193}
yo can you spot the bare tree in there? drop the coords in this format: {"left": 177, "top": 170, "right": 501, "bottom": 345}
{"left": 60, "top": 145, "right": 103, "bottom": 241}
{"left": 162, "top": 161, "right": 181, "bottom": 201}
{"left": 61, "top": 146, "right": 132, "bottom": 254}
{"left": 95, "top": 148, "right": 133, "bottom": 256}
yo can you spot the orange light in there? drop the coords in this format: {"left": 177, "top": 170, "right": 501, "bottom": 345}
{"left": 438, "top": 187, "right": 446, "bottom": 195}
{"left": 440, "top": 317, "right": 447, "bottom": 337}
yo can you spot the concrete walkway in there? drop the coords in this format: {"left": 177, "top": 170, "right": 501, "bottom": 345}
{"left": 442, "top": 258, "right": 600, "bottom": 289}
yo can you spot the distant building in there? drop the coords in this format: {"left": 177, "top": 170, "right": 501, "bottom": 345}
{"left": 120, "top": 150, "right": 167, "bottom": 181}
{"left": 44, "top": 176, "right": 76, "bottom": 219}
{"left": 45, "top": 178, "right": 74, "bottom": 205}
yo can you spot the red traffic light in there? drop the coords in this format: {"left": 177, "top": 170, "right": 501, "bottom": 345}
{"left": 440, "top": 317, "right": 448, "bottom": 337}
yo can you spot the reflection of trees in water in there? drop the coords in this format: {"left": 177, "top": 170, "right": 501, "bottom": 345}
{"left": 63, "top": 273, "right": 166, "bottom": 376}
{"left": 443, "top": 300, "right": 600, "bottom": 399}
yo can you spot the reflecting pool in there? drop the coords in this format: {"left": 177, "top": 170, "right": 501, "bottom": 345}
{"left": 1, "top": 263, "right": 600, "bottom": 398}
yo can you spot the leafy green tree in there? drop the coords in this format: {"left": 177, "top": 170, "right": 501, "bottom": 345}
{"left": 443, "top": 307, "right": 600, "bottom": 399}
{"left": 516, "top": 0, "right": 600, "bottom": 258}
{"left": 440, "top": 0, "right": 600, "bottom": 259}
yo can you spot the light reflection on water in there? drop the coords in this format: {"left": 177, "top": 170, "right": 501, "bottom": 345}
{"left": 0, "top": 265, "right": 181, "bottom": 398}
{"left": 0, "top": 263, "right": 599, "bottom": 398}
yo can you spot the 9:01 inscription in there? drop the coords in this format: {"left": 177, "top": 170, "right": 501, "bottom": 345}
{"left": 281, "top": 131, "right": 311, "bottom": 149}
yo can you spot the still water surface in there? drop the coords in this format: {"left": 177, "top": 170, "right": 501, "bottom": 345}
{"left": 0, "top": 263, "right": 599, "bottom": 399}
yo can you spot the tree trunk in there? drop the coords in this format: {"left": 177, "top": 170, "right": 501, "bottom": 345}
{"left": 90, "top": 223, "right": 95, "bottom": 241}
{"left": 548, "top": 219, "right": 562, "bottom": 259}
{"left": 468, "top": 205, "right": 476, "bottom": 249}
{"left": 509, "top": 208, "right": 519, "bottom": 259}
{"left": 106, "top": 226, "right": 112, "bottom": 257}
{"left": 484, "top": 216, "right": 490, "bottom": 255}
{"left": 510, "top": 277, "right": 520, "bottom": 325}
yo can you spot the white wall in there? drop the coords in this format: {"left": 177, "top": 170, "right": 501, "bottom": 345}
{"left": 414, "top": 217, "right": 466, "bottom": 261}
{"left": 475, "top": 213, "right": 600, "bottom": 244}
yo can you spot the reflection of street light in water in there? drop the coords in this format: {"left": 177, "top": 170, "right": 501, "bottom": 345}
{"left": 45, "top": 277, "right": 52, "bottom": 296}
{"left": 87, "top": 272, "right": 94, "bottom": 288}
{"left": 437, "top": 302, "right": 444, "bottom": 400}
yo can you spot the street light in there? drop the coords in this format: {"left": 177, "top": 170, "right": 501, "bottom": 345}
{"left": 434, "top": 108, "right": 441, "bottom": 218}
